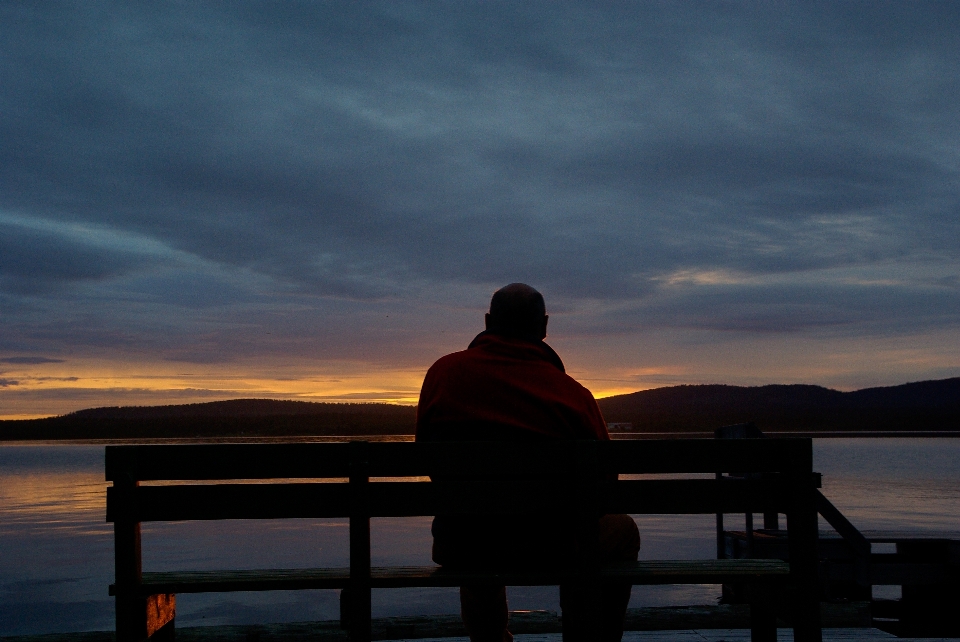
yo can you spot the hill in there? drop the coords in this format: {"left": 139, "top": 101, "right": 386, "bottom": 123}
{"left": 0, "top": 399, "right": 417, "bottom": 440}
{"left": 595, "top": 378, "right": 960, "bottom": 433}
{"left": 2, "top": 378, "right": 958, "bottom": 440}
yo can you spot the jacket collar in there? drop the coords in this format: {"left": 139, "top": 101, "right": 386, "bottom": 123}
{"left": 466, "top": 331, "right": 566, "bottom": 372}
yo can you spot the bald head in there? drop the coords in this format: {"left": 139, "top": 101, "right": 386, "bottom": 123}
{"left": 485, "top": 283, "right": 548, "bottom": 339}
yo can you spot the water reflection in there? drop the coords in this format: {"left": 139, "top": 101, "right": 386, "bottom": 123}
{"left": 814, "top": 438, "right": 960, "bottom": 533}
{"left": 1, "top": 438, "right": 959, "bottom": 635}
{"left": 0, "top": 471, "right": 108, "bottom": 534}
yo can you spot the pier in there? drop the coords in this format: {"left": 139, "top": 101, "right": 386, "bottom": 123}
{"left": 720, "top": 527, "right": 960, "bottom": 638}
{"left": 4, "top": 433, "right": 957, "bottom": 641}
{"left": 715, "top": 424, "right": 960, "bottom": 639}
{"left": 0, "top": 623, "right": 940, "bottom": 642}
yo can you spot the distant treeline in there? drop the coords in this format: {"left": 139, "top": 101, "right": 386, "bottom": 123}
{"left": 597, "top": 377, "right": 960, "bottom": 433}
{"left": 2, "top": 378, "right": 959, "bottom": 440}
{"left": 0, "top": 400, "right": 417, "bottom": 440}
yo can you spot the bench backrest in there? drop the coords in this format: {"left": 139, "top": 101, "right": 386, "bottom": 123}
{"left": 106, "top": 438, "right": 813, "bottom": 523}
{"left": 106, "top": 439, "right": 824, "bottom": 642}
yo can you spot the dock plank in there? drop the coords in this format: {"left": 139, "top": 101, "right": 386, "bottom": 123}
{"left": 0, "top": 628, "right": 905, "bottom": 642}
{"left": 110, "top": 560, "right": 791, "bottom": 595}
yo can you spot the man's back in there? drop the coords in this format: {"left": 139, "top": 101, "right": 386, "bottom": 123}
{"left": 416, "top": 331, "right": 608, "bottom": 443}
{"left": 416, "top": 323, "right": 609, "bottom": 569}
{"left": 413, "top": 283, "right": 638, "bottom": 642}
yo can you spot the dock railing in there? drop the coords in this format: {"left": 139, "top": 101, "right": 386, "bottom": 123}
{"left": 715, "top": 424, "right": 960, "bottom": 637}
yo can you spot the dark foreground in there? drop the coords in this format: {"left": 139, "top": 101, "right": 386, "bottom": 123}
{"left": 0, "top": 604, "right": 887, "bottom": 642}
{"left": 0, "top": 631, "right": 911, "bottom": 642}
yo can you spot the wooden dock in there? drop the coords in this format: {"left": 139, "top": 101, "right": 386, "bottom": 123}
{"left": 0, "top": 604, "right": 900, "bottom": 642}
{"left": 0, "top": 627, "right": 930, "bottom": 642}
{"left": 720, "top": 526, "right": 960, "bottom": 638}
{"left": 712, "top": 424, "right": 960, "bottom": 639}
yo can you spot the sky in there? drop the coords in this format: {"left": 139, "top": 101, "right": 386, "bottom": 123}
{"left": 2, "top": 1, "right": 960, "bottom": 418}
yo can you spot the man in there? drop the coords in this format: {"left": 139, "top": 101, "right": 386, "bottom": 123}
{"left": 416, "top": 283, "right": 640, "bottom": 642}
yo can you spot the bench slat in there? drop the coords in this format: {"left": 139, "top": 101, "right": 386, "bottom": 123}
{"left": 107, "top": 483, "right": 351, "bottom": 522}
{"left": 105, "top": 443, "right": 353, "bottom": 481}
{"left": 604, "top": 479, "right": 792, "bottom": 514}
{"left": 107, "top": 478, "right": 791, "bottom": 522}
{"left": 105, "top": 439, "right": 813, "bottom": 482}
{"left": 599, "top": 439, "right": 812, "bottom": 475}
{"left": 110, "top": 559, "right": 790, "bottom": 595}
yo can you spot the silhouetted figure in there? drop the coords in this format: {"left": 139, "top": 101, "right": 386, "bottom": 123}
{"left": 416, "top": 283, "right": 640, "bottom": 642}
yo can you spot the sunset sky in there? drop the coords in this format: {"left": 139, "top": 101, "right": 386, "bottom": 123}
{"left": 2, "top": 2, "right": 959, "bottom": 419}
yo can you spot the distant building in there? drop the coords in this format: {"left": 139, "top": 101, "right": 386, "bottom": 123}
{"left": 606, "top": 422, "right": 634, "bottom": 432}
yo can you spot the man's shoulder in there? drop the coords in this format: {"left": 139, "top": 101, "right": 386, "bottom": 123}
{"left": 427, "top": 344, "right": 595, "bottom": 400}
{"left": 550, "top": 369, "right": 601, "bottom": 407}
{"left": 426, "top": 347, "right": 474, "bottom": 372}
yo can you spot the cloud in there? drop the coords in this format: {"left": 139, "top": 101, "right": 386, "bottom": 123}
{"left": 0, "top": 357, "right": 64, "bottom": 365}
{"left": 0, "top": 217, "right": 145, "bottom": 294}
{"left": 4, "top": 3, "right": 958, "bottom": 295}
{"left": 1, "top": 1, "right": 959, "bottom": 406}
{"left": 577, "top": 276, "right": 960, "bottom": 338}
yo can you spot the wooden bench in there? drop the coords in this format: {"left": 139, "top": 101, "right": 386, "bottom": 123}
{"left": 106, "top": 439, "right": 823, "bottom": 642}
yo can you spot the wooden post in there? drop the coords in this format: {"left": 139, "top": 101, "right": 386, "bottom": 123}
{"left": 113, "top": 477, "right": 175, "bottom": 642}
{"left": 563, "top": 442, "right": 601, "bottom": 642}
{"left": 349, "top": 442, "right": 372, "bottom": 642}
{"left": 716, "top": 472, "right": 726, "bottom": 559}
{"left": 714, "top": 424, "right": 764, "bottom": 560}
{"left": 748, "top": 580, "right": 778, "bottom": 642}
{"left": 897, "top": 540, "right": 960, "bottom": 637}
{"left": 114, "top": 477, "right": 144, "bottom": 642}
{"left": 785, "top": 442, "right": 822, "bottom": 642}
{"left": 763, "top": 504, "right": 779, "bottom": 530}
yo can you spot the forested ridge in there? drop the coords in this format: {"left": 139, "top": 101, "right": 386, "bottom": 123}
{"left": 598, "top": 377, "right": 960, "bottom": 432}
{"left": 2, "top": 378, "right": 958, "bottom": 439}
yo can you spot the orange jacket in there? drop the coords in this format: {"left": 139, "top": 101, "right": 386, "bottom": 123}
{"left": 416, "top": 332, "right": 608, "bottom": 442}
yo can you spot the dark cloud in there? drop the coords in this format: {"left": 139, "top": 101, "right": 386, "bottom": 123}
{"left": 0, "top": 219, "right": 150, "bottom": 294}
{"left": 583, "top": 279, "right": 960, "bottom": 338}
{"left": 1, "top": 1, "right": 959, "bottom": 395}
{"left": 0, "top": 357, "right": 64, "bottom": 365}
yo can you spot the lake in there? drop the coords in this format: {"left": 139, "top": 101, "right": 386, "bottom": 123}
{"left": 2, "top": 438, "right": 959, "bottom": 636}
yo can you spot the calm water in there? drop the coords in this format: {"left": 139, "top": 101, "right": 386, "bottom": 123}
{"left": 1, "top": 438, "right": 959, "bottom": 635}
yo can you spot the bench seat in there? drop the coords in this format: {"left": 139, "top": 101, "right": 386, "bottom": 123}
{"left": 111, "top": 558, "right": 790, "bottom": 595}
{"left": 107, "top": 439, "right": 822, "bottom": 642}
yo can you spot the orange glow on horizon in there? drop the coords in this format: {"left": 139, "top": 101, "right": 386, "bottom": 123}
{"left": 0, "top": 356, "right": 426, "bottom": 419}
{"left": 0, "top": 353, "right": 678, "bottom": 419}
{"left": 0, "top": 358, "right": 653, "bottom": 419}
{"left": 592, "top": 387, "right": 655, "bottom": 399}
{"left": 5, "top": 327, "right": 959, "bottom": 419}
